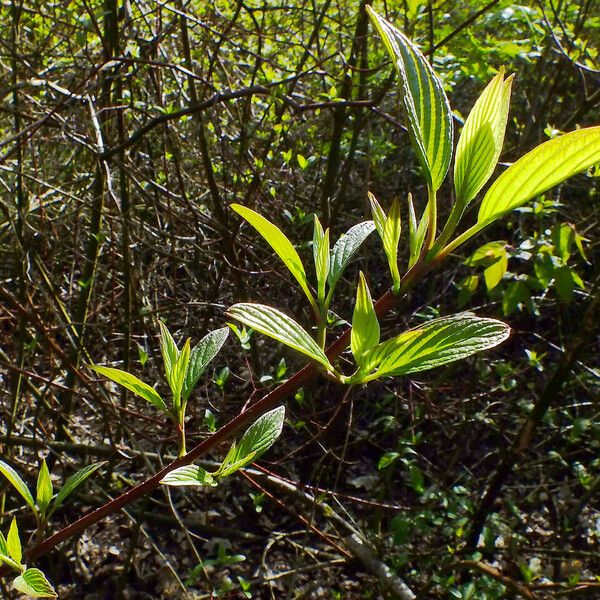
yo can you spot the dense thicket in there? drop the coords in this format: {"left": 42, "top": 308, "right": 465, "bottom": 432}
{"left": 1, "top": 1, "right": 599, "bottom": 598}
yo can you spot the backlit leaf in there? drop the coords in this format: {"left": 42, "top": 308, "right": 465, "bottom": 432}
{"left": 227, "top": 304, "right": 333, "bottom": 370}
{"left": 368, "top": 7, "right": 453, "bottom": 191}
{"left": 364, "top": 314, "right": 510, "bottom": 379}
{"left": 36, "top": 460, "right": 53, "bottom": 514}
{"left": 0, "top": 460, "right": 35, "bottom": 511}
{"left": 160, "top": 465, "right": 216, "bottom": 487}
{"left": 351, "top": 273, "right": 380, "bottom": 365}
{"left": 13, "top": 568, "right": 57, "bottom": 598}
{"left": 454, "top": 69, "right": 513, "bottom": 205}
{"left": 231, "top": 204, "right": 315, "bottom": 307}
{"left": 7, "top": 518, "right": 21, "bottom": 565}
{"left": 89, "top": 365, "right": 167, "bottom": 413}
{"left": 478, "top": 127, "right": 600, "bottom": 225}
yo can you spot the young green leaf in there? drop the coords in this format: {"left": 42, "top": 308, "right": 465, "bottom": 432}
{"left": 478, "top": 127, "right": 600, "bottom": 226}
{"left": 226, "top": 303, "right": 333, "bottom": 370}
{"left": 36, "top": 460, "right": 53, "bottom": 515}
{"left": 367, "top": 7, "right": 453, "bottom": 191}
{"left": 89, "top": 365, "right": 167, "bottom": 413}
{"left": 6, "top": 518, "right": 21, "bottom": 565}
{"left": 313, "top": 216, "right": 330, "bottom": 304}
{"left": 182, "top": 327, "right": 229, "bottom": 402}
{"left": 454, "top": 69, "right": 514, "bottom": 205}
{"left": 169, "top": 338, "right": 191, "bottom": 409}
{"left": 158, "top": 321, "right": 179, "bottom": 379}
{"left": 369, "top": 192, "right": 386, "bottom": 239}
{"left": 406, "top": 192, "right": 420, "bottom": 268}
{"left": 363, "top": 314, "right": 510, "bottom": 379}
{"left": 465, "top": 242, "right": 508, "bottom": 291}
{"left": 0, "top": 531, "right": 7, "bottom": 556}
{"left": 218, "top": 406, "right": 285, "bottom": 476}
{"left": 383, "top": 198, "right": 402, "bottom": 292}
{"left": 160, "top": 465, "right": 216, "bottom": 487}
{"left": 328, "top": 221, "right": 376, "bottom": 292}
{"left": 351, "top": 273, "right": 380, "bottom": 366}
{"left": 52, "top": 461, "right": 105, "bottom": 512}
{"left": 13, "top": 568, "right": 57, "bottom": 598}
{"left": 0, "top": 460, "right": 35, "bottom": 511}
{"left": 231, "top": 204, "right": 316, "bottom": 308}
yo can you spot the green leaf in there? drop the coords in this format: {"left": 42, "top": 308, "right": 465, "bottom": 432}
{"left": 182, "top": 327, "right": 229, "bottom": 402}
{"left": 0, "top": 531, "right": 7, "bottom": 556}
{"left": 158, "top": 321, "right": 179, "bottom": 380}
{"left": 53, "top": 461, "right": 105, "bottom": 512}
{"left": 226, "top": 303, "right": 333, "bottom": 370}
{"left": 328, "top": 221, "right": 375, "bottom": 291}
{"left": 13, "top": 568, "right": 57, "bottom": 598}
{"left": 231, "top": 204, "right": 316, "bottom": 308}
{"left": 313, "top": 216, "right": 330, "bottom": 304}
{"left": 36, "top": 460, "right": 53, "bottom": 515}
{"left": 478, "top": 127, "right": 600, "bottom": 225}
{"left": 407, "top": 192, "right": 421, "bottom": 268}
{"left": 369, "top": 192, "right": 386, "bottom": 239}
{"left": 364, "top": 314, "right": 510, "bottom": 379}
{"left": 552, "top": 223, "right": 574, "bottom": 263}
{"left": 160, "top": 465, "right": 216, "bottom": 487}
{"left": 218, "top": 406, "right": 285, "bottom": 477}
{"left": 554, "top": 266, "right": 575, "bottom": 303}
{"left": 169, "top": 338, "right": 191, "bottom": 410}
{"left": 351, "top": 273, "right": 380, "bottom": 366}
{"left": 454, "top": 69, "right": 514, "bottom": 205}
{"left": 367, "top": 7, "right": 453, "bottom": 191}
{"left": 89, "top": 365, "right": 167, "bottom": 414}
{"left": 465, "top": 242, "right": 508, "bottom": 291}
{"left": 0, "top": 460, "right": 35, "bottom": 511}
{"left": 383, "top": 198, "right": 402, "bottom": 292}
{"left": 7, "top": 518, "right": 21, "bottom": 565}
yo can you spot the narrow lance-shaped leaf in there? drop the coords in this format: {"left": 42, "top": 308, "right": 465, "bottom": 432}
{"left": 6, "top": 518, "right": 21, "bottom": 565}
{"left": 158, "top": 321, "right": 179, "bottom": 380}
{"left": 88, "top": 365, "right": 167, "bottom": 414}
{"left": 367, "top": 6, "right": 453, "bottom": 191}
{"left": 313, "top": 216, "right": 330, "bottom": 304}
{"left": 227, "top": 303, "right": 333, "bottom": 370}
{"left": 53, "top": 461, "right": 106, "bottom": 512}
{"left": 170, "top": 338, "right": 191, "bottom": 410}
{"left": 231, "top": 204, "right": 316, "bottom": 308}
{"left": 351, "top": 273, "right": 380, "bottom": 366}
{"left": 383, "top": 198, "right": 402, "bottom": 292}
{"left": 454, "top": 69, "right": 514, "bottom": 205}
{"left": 36, "top": 459, "right": 53, "bottom": 515}
{"left": 0, "top": 460, "right": 35, "bottom": 511}
{"left": 478, "top": 127, "right": 600, "bottom": 226}
{"left": 219, "top": 406, "right": 285, "bottom": 477}
{"left": 328, "top": 221, "right": 375, "bottom": 292}
{"left": 363, "top": 314, "right": 510, "bottom": 380}
{"left": 182, "top": 327, "right": 229, "bottom": 401}
{"left": 12, "top": 568, "right": 57, "bottom": 598}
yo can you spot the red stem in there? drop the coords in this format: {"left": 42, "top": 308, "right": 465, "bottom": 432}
{"left": 24, "top": 261, "right": 430, "bottom": 563}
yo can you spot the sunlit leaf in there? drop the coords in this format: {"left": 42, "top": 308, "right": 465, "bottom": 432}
{"left": 13, "top": 568, "right": 57, "bottom": 598}
{"left": 6, "top": 518, "right": 21, "bottom": 565}
{"left": 89, "top": 365, "right": 167, "bottom": 413}
{"left": 367, "top": 7, "right": 453, "bottom": 191}
{"left": 0, "top": 460, "right": 35, "bottom": 511}
{"left": 231, "top": 204, "right": 315, "bottom": 307}
{"left": 53, "top": 462, "right": 105, "bottom": 511}
{"left": 454, "top": 69, "right": 513, "bottom": 205}
{"left": 328, "top": 221, "right": 376, "bottom": 291}
{"left": 158, "top": 321, "right": 179, "bottom": 380}
{"left": 364, "top": 314, "right": 510, "bottom": 379}
{"left": 478, "top": 127, "right": 600, "bottom": 225}
{"left": 160, "top": 465, "right": 216, "bottom": 487}
{"left": 226, "top": 304, "right": 333, "bottom": 370}
{"left": 36, "top": 460, "right": 53, "bottom": 515}
{"left": 218, "top": 406, "right": 285, "bottom": 477}
{"left": 183, "top": 328, "right": 229, "bottom": 401}
{"left": 313, "top": 216, "right": 330, "bottom": 304}
{"left": 351, "top": 273, "right": 380, "bottom": 366}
